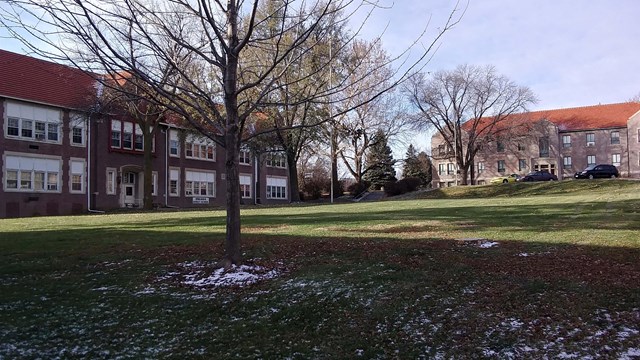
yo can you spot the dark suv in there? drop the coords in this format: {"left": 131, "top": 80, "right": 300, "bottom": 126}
{"left": 574, "top": 164, "right": 619, "bottom": 179}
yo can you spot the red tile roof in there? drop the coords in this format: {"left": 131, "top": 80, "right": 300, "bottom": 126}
{"left": 0, "top": 49, "right": 97, "bottom": 109}
{"left": 465, "top": 102, "right": 640, "bottom": 134}
{"left": 527, "top": 102, "right": 640, "bottom": 131}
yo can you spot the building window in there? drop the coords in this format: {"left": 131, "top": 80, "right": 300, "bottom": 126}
{"left": 70, "top": 160, "right": 85, "bottom": 193}
{"left": 111, "top": 120, "right": 122, "bottom": 148}
{"left": 518, "top": 159, "right": 527, "bottom": 171}
{"left": 497, "top": 141, "right": 505, "bottom": 152}
{"left": 7, "top": 118, "right": 19, "bottom": 136}
{"left": 239, "top": 147, "right": 251, "bottom": 165}
{"left": 517, "top": 143, "right": 525, "bottom": 151}
{"left": 266, "top": 152, "right": 287, "bottom": 168}
{"left": 106, "top": 169, "right": 116, "bottom": 195}
{"left": 586, "top": 133, "right": 595, "bottom": 146}
{"left": 70, "top": 114, "right": 85, "bottom": 146}
{"left": 538, "top": 137, "right": 550, "bottom": 157}
{"left": 563, "top": 156, "right": 572, "bottom": 169}
{"left": 169, "top": 168, "right": 180, "bottom": 196}
{"left": 134, "top": 129, "right": 144, "bottom": 151}
{"left": 151, "top": 172, "right": 158, "bottom": 196}
{"left": 562, "top": 135, "right": 571, "bottom": 148}
{"left": 497, "top": 160, "right": 506, "bottom": 173}
{"left": 169, "top": 130, "right": 180, "bottom": 157}
{"left": 185, "top": 135, "right": 216, "bottom": 161}
{"left": 122, "top": 122, "right": 133, "bottom": 149}
{"left": 184, "top": 170, "right": 215, "bottom": 197}
{"left": 438, "top": 145, "right": 446, "bottom": 156}
{"left": 5, "top": 102, "right": 62, "bottom": 143}
{"left": 447, "top": 163, "right": 455, "bottom": 175}
{"left": 610, "top": 131, "right": 620, "bottom": 145}
{"left": 612, "top": 153, "right": 621, "bottom": 167}
{"left": 111, "top": 120, "right": 151, "bottom": 152}
{"left": 266, "top": 176, "right": 287, "bottom": 199}
{"left": 477, "top": 162, "right": 485, "bottom": 174}
{"left": 240, "top": 174, "right": 252, "bottom": 198}
{"left": 587, "top": 155, "right": 596, "bottom": 166}
{"left": 4, "top": 155, "right": 60, "bottom": 192}
{"left": 438, "top": 164, "right": 446, "bottom": 176}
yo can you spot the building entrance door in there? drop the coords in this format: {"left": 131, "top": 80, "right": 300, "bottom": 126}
{"left": 122, "top": 171, "right": 137, "bottom": 207}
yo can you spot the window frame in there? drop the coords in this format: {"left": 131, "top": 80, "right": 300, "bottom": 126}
{"left": 106, "top": 168, "right": 116, "bottom": 195}
{"left": 497, "top": 160, "right": 506, "bottom": 173}
{"left": 69, "top": 159, "right": 86, "bottom": 194}
{"left": 586, "top": 133, "right": 595, "bottom": 146}
{"left": 4, "top": 154, "right": 61, "bottom": 193}
{"left": 587, "top": 155, "right": 596, "bottom": 166}
{"left": 266, "top": 176, "right": 288, "bottom": 200}
{"left": 610, "top": 131, "right": 620, "bottom": 145}
{"left": 562, "top": 135, "right": 571, "bottom": 148}
{"left": 563, "top": 156, "right": 572, "bottom": 169}
{"left": 612, "top": 153, "right": 621, "bottom": 167}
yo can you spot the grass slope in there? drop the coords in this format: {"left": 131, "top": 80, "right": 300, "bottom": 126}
{"left": 1, "top": 180, "right": 639, "bottom": 358}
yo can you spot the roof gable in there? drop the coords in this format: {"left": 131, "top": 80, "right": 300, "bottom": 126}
{"left": 0, "top": 49, "right": 97, "bottom": 109}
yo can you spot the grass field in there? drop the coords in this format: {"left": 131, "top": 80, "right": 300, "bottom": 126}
{"left": 1, "top": 180, "right": 639, "bottom": 358}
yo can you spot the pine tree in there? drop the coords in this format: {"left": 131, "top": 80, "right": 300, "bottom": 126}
{"left": 402, "top": 144, "right": 420, "bottom": 178}
{"left": 416, "top": 151, "right": 433, "bottom": 186}
{"left": 402, "top": 145, "right": 432, "bottom": 187}
{"left": 364, "top": 129, "right": 396, "bottom": 189}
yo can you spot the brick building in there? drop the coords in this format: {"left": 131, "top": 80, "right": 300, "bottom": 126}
{"left": 1, "top": 49, "right": 290, "bottom": 218}
{"left": 431, "top": 103, "right": 640, "bottom": 187}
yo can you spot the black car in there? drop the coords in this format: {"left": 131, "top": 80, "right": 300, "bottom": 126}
{"left": 519, "top": 171, "right": 558, "bottom": 182}
{"left": 574, "top": 164, "right": 619, "bottom": 179}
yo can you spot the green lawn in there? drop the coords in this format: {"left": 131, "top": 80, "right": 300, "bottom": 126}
{"left": 1, "top": 180, "right": 639, "bottom": 358}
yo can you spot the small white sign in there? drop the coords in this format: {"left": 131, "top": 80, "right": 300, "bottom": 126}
{"left": 192, "top": 197, "right": 210, "bottom": 204}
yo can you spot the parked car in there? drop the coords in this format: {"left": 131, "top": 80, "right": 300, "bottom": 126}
{"left": 519, "top": 171, "right": 558, "bottom": 182}
{"left": 490, "top": 173, "right": 521, "bottom": 184}
{"left": 574, "top": 164, "right": 619, "bottom": 179}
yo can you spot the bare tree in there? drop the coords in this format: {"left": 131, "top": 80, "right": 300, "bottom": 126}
{"left": 1, "top": 0, "right": 462, "bottom": 266}
{"left": 406, "top": 64, "right": 537, "bottom": 185}
{"left": 628, "top": 92, "right": 640, "bottom": 103}
{"left": 335, "top": 40, "right": 409, "bottom": 184}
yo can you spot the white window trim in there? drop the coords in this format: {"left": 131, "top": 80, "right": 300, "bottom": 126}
{"left": 184, "top": 169, "right": 216, "bottom": 198}
{"left": 240, "top": 173, "right": 252, "bottom": 199}
{"left": 69, "top": 113, "right": 87, "bottom": 147}
{"left": 169, "top": 167, "right": 180, "bottom": 197}
{"left": 3, "top": 152, "right": 62, "bottom": 193}
{"left": 5, "top": 102, "right": 62, "bottom": 144}
{"left": 266, "top": 176, "right": 288, "bottom": 200}
{"left": 152, "top": 171, "right": 158, "bottom": 196}
{"left": 266, "top": 152, "right": 287, "bottom": 168}
{"left": 69, "top": 158, "right": 86, "bottom": 194}
{"left": 185, "top": 135, "right": 216, "bottom": 162}
{"left": 106, "top": 168, "right": 117, "bottom": 195}
{"left": 169, "top": 130, "right": 180, "bottom": 158}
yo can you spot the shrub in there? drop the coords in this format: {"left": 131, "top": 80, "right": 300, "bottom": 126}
{"left": 384, "top": 177, "right": 422, "bottom": 196}
{"left": 347, "top": 181, "right": 369, "bottom": 196}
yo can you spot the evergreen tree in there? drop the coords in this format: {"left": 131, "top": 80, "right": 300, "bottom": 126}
{"left": 364, "top": 129, "right": 396, "bottom": 189}
{"left": 416, "top": 151, "right": 433, "bottom": 187}
{"left": 402, "top": 144, "right": 420, "bottom": 178}
{"left": 402, "top": 145, "right": 432, "bottom": 187}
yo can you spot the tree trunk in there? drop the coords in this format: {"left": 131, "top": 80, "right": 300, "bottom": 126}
{"left": 142, "top": 119, "right": 154, "bottom": 210}
{"left": 224, "top": 126, "right": 242, "bottom": 266}
{"left": 331, "top": 128, "right": 340, "bottom": 196}
{"left": 460, "top": 166, "right": 469, "bottom": 186}
{"left": 286, "top": 154, "right": 301, "bottom": 202}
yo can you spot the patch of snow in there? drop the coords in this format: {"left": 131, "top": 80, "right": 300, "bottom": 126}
{"left": 479, "top": 241, "right": 499, "bottom": 248}
{"left": 621, "top": 348, "right": 640, "bottom": 360}
{"left": 518, "top": 252, "right": 530, "bottom": 257}
{"left": 355, "top": 349, "right": 364, "bottom": 356}
{"left": 183, "top": 264, "right": 281, "bottom": 288}
{"left": 557, "top": 352, "right": 579, "bottom": 359}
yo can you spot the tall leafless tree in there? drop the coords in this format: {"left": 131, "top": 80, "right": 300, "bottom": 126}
{"left": 406, "top": 64, "right": 537, "bottom": 185}
{"left": 1, "top": 0, "right": 463, "bottom": 265}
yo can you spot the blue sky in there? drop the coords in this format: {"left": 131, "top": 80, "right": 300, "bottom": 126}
{"left": 360, "top": 0, "right": 640, "bottom": 110}
{"left": 352, "top": 0, "right": 640, "bottom": 154}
